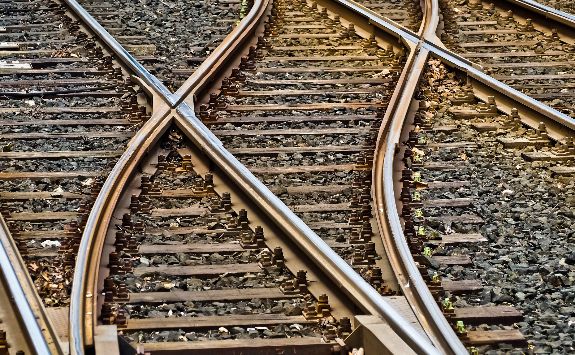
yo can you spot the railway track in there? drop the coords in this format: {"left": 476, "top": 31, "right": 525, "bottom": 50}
{"left": 439, "top": 0, "right": 575, "bottom": 118}
{"left": 1, "top": 0, "right": 574, "bottom": 354}
{"left": 77, "top": 0, "right": 246, "bottom": 90}
{"left": 0, "top": 0, "right": 148, "bottom": 345}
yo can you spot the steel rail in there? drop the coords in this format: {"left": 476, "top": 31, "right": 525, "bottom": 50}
{"left": 173, "top": 0, "right": 271, "bottom": 103}
{"left": 67, "top": 0, "right": 443, "bottom": 354}
{"left": 506, "top": 0, "right": 575, "bottom": 24}
{"left": 371, "top": 0, "right": 468, "bottom": 353}
{"left": 333, "top": 0, "right": 575, "bottom": 131}
{"left": 62, "top": 0, "right": 177, "bottom": 105}
{"left": 0, "top": 216, "right": 63, "bottom": 354}
{"left": 68, "top": 0, "right": 575, "bottom": 353}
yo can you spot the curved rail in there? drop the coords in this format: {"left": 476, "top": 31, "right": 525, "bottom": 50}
{"left": 69, "top": 0, "right": 575, "bottom": 353}
{"left": 0, "top": 216, "right": 63, "bottom": 354}
{"left": 371, "top": 0, "right": 468, "bottom": 353}
{"left": 69, "top": 0, "right": 442, "bottom": 354}
{"left": 68, "top": 0, "right": 273, "bottom": 351}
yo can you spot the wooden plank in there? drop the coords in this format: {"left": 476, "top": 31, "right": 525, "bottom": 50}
{"left": 0, "top": 150, "right": 123, "bottom": 159}
{"left": 425, "top": 181, "right": 470, "bottom": 189}
{"left": 442, "top": 280, "right": 483, "bottom": 294}
{"left": 146, "top": 227, "right": 230, "bottom": 235}
{"left": 249, "top": 164, "right": 360, "bottom": 174}
{"left": 464, "top": 330, "right": 526, "bottom": 345}
{"left": 262, "top": 55, "right": 379, "bottom": 62}
{"left": 0, "top": 171, "right": 103, "bottom": 180}
{"left": 0, "top": 119, "right": 131, "bottom": 126}
{"left": 128, "top": 288, "right": 296, "bottom": 303}
{"left": 229, "top": 145, "right": 365, "bottom": 155}
{"left": 427, "top": 233, "right": 487, "bottom": 245}
{"left": 427, "top": 142, "right": 478, "bottom": 149}
{"left": 423, "top": 162, "right": 468, "bottom": 170}
{"left": 269, "top": 184, "right": 351, "bottom": 195}
{"left": 208, "top": 114, "right": 377, "bottom": 124}
{"left": 0, "top": 132, "right": 133, "bottom": 139}
{"left": 459, "top": 40, "right": 537, "bottom": 48}
{"left": 431, "top": 255, "right": 472, "bottom": 265}
{"left": 133, "top": 337, "right": 331, "bottom": 353}
{"left": 150, "top": 207, "right": 207, "bottom": 218}
{"left": 138, "top": 243, "right": 244, "bottom": 254}
{"left": 427, "top": 215, "right": 484, "bottom": 224}
{"left": 236, "top": 88, "right": 380, "bottom": 96}
{"left": 125, "top": 315, "right": 313, "bottom": 331}
{"left": 276, "top": 33, "right": 337, "bottom": 39}
{"left": 271, "top": 45, "right": 363, "bottom": 51}
{"left": 213, "top": 128, "right": 370, "bottom": 136}
{"left": 0, "top": 107, "right": 120, "bottom": 114}
{"left": 257, "top": 67, "right": 392, "bottom": 73}
{"left": 0, "top": 191, "right": 83, "bottom": 199}
{"left": 522, "top": 151, "right": 574, "bottom": 162}
{"left": 247, "top": 78, "right": 391, "bottom": 85}
{"left": 133, "top": 263, "right": 261, "bottom": 277}
{"left": 291, "top": 203, "right": 349, "bottom": 213}
{"left": 461, "top": 51, "right": 565, "bottom": 58}
{"left": 12, "top": 230, "right": 71, "bottom": 240}
{"left": 482, "top": 61, "right": 572, "bottom": 68}
{"left": 454, "top": 306, "right": 522, "bottom": 324}
{"left": 8, "top": 211, "right": 78, "bottom": 221}
{"left": 497, "top": 137, "right": 548, "bottom": 148}
{"left": 423, "top": 198, "right": 474, "bottom": 208}
{"left": 225, "top": 103, "right": 384, "bottom": 111}
{"left": 549, "top": 166, "right": 575, "bottom": 175}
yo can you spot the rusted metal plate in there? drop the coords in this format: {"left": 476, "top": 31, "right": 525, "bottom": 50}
{"left": 125, "top": 315, "right": 314, "bottom": 330}
{"left": 133, "top": 263, "right": 261, "bottom": 277}
{"left": 128, "top": 288, "right": 296, "bottom": 303}
{"left": 454, "top": 306, "right": 522, "bottom": 324}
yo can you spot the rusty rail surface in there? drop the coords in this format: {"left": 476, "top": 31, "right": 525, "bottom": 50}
{"left": 0, "top": 216, "right": 63, "bottom": 354}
